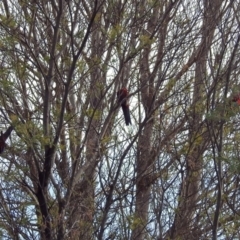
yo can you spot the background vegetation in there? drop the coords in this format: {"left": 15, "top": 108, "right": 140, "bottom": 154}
{"left": 0, "top": 0, "right": 240, "bottom": 239}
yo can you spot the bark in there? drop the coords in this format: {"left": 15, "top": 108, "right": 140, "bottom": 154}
{"left": 167, "top": 1, "right": 223, "bottom": 239}
{"left": 131, "top": 2, "right": 179, "bottom": 239}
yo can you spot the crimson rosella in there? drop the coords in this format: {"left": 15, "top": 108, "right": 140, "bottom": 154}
{"left": 117, "top": 88, "right": 131, "bottom": 125}
{"left": 0, "top": 126, "right": 13, "bottom": 154}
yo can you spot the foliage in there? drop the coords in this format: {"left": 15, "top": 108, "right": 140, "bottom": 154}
{"left": 0, "top": 0, "right": 239, "bottom": 240}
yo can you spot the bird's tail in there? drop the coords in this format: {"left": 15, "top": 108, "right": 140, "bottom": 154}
{"left": 2, "top": 126, "right": 14, "bottom": 141}
{"left": 122, "top": 106, "right": 131, "bottom": 126}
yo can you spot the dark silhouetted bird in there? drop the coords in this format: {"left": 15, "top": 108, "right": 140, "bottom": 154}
{"left": 117, "top": 88, "right": 131, "bottom": 126}
{"left": 0, "top": 126, "right": 13, "bottom": 154}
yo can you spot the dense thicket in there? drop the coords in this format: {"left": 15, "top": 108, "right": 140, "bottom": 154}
{"left": 0, "top": 0, "right": 240, "bottom": 239}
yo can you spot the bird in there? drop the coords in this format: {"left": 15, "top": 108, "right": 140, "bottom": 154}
{"left": 0, "top": 126, "right": 13, "bottom": 154}
{"left": 117, "top": 88, "right": 131, "bottom": 125}
{"left": 232, "top": 94, "right": 240, "bottom": 105}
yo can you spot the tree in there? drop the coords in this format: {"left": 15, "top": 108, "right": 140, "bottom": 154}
{"left": 0, "top": 0, "right": 240, "bottom": 239}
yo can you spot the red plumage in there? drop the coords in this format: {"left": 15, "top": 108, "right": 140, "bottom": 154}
{"left": 232, "top": 94, "right": 240, "bottom": 105}
{"left": 117, "top": 88, "right": 131, "bottom": 126}
{"left": 0, "top": 126, "right": 13, "bottom": 154}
